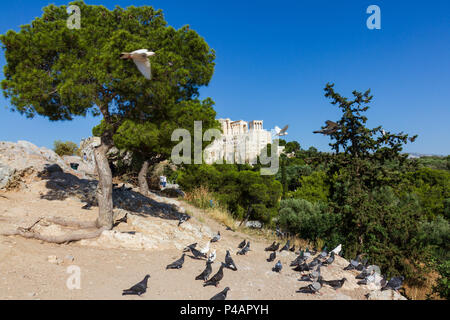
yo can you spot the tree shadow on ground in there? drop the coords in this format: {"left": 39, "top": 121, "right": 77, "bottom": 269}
{"left": 37, "top": 164, "right": 180, "bottom": 221}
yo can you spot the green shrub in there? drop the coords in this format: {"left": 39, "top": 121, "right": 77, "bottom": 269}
{"left": 53, "top": 140, "right": 79, "bottom": 157}
{"left": 278, "top": 198, "right": 342, "bottom": 245}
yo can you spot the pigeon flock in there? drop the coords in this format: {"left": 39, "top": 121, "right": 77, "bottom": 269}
{"left": 122, "top": 231, "right": 404, "bottom": 300}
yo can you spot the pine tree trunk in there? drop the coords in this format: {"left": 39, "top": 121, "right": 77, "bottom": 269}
{"left": 138, "top": 160, "right": 150, "bottom": 195}
{"left": 93, "top": 142, "right": 114, "bottom": 230}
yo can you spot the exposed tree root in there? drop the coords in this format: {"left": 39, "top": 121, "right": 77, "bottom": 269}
{"left": 1, "top": 227, "right": 106, "bottom": 244}
{"left": 0, "top": 216, "right": 107, "bottom": 244}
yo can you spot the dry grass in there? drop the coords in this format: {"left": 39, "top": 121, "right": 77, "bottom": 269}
{"left": 184, "top": 187, "right": 316, "bottom": 250}
{"left": 404, "top": 269, "right": 442, "bottom": 300}
{"left": 184, "top": 186, "right": 235, "bottom": 230}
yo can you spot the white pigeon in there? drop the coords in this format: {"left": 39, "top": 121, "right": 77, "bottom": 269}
{"left": 271, "top": 125, "right": 289, "bottom": 139}
{"left": 199, "top": 241, "right": 210, "bottom": 255}
{"left": 331, "top": 244, "right": 342, "bottom": 256}
{"left": 120, "top": 49, "right": 155, "bottom": 80}
{"left": 207, "top": 250, "right": 216, "bottom": 263}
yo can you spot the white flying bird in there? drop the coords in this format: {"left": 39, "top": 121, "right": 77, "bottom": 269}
{"left": 120, "top": 49, "right": 155, "bottom": 80}
{"left": 271, "top": 125, "right": 289, "bottom": 138}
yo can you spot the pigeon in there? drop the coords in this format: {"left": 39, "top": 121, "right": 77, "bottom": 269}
{"left": 309, "top": 248, "right": 317, "bottom": 256}
{"left": 318, "top": 247, "right": 328, "bottom": 259}
{"left": 178, "top": 214, "right": 191, "bottom": 227}
{"left": 313, "top": 120, "right": 340, "bottom": 135}
{"left": 308, "top": 258, "right": 321, "bottom": 269}
{"left": 183, "top": 243, "right": 197, "bottom": 252}
{"left": 237, "top": 241, "right": 250, "bottom": 255}
{"left": 322, "top": 251, "right": 335, "bottom": 266}
{"left": 357, "top": 270, "right": 376, "bottom": 285}
{"left": 297, "top": 281, "right": 321, "bottom": 294}
{"left": 344, "top": 257, "right": 361, "bottom": 270}
{"left": 280, "top": 240, "right": 290, "bottom": 252}
{"left": 211, "top": 231, "right": 221, "bottom": 243}
{"left": 272, "top": 260, "right": 282, "bottom": 273}
{"left": 293, "top": 263, "right": 310, "bottom": 272}
{"left": 166, "top": 254, "right": 185, "bottom": 269}
{"left": 190, "top": 247, "right": 207, "bottom": 260}
{"left": 199, "top": 241, "right": 210, "bottom": 255}
{"left": 290, "top": 252, "right": 306, "bottom": 267}
{"left": 265, "top": 241, "right": 278, "bottom": 251}
{"left": 203, "top": 264, "right": 224, "bottom": 287}
{"left": 299, "top": 266, "right": 321, "bottom": 282}
{"left": 208, "top": 250, "right": 217, "bottom": 263}
{"left": 289, "top": 244, "right": 296, "bottom": 252}
{"left": 321, "top": 278, "right": 347, "bottom": 290}
{"left": 122, "top": 275, "right": 150, "bottom": 296}
{"left": 271, "top": 125, "right": 289, "bottom": 138}
{"left": 224, "top": 250, "right": 238, "bottom": 271}
{"left": 381, "top": 276, "right": 404, "bottom": 291}
{"left": 331, "top": 244, "right": 342, "bottom": 256}
{"left": 114, "top": 213, "right": 128, "bottom": 226}
{"left": 210, "top": 287, "right": 230, "bottom": 300}
{"left": 238, "top": 240, "right": 247, "bottom": 249}
{"left": 120, "top": 49, "right": 155, "bottom": 80}
{"left": 195, "top": 261, "right": 213, "bottom": 281}
{"left": 267, "top": 252, "right": 276, "bottom": 262}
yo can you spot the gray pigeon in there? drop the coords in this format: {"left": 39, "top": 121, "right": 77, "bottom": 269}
{"left": 318, "top": 247, "right": 328, "bottom": 259}
{"left": 178, "top": 214, "right": 191, "bottom": 226}
{"left": 272, "top": 260, "right": 282, "bottom": 273}
{"left": 166, "top": 254, "right": 185, "bottom": 269}
{"left": 195, "top": 261, "right": 213, "bottom": 281}
{"left": 183, "top": 242, "right": 197, "bottom": 253}
{"left": 238, "top": 239, "right": 247, "bottom": 249}
{"left": 293, "top": 262, "right": 310, "bottom": 272}
{"left": 122, "top": 275, "right": 150, "bottom": 296}
{"left": 313, "top": 120, "right": 340, "bottom": 135}
{"left": 381, "top": 276, "right": 404, "bottom": 291}
{"left": 204, "top": 264, "right": 224, "bottom": 287}
{"left": 211, "top": 231, "right": 221, "bottom": 243}
{"left": 237, "top": 241, "right": 250, "bottom": 255}
{"left": 321, "top": 278, "right": 347, "bottom": 290}
{"left": 190, "top": 247, "right": 207, "bottom": 260}
{"left": 280, "top": 240, "right": 290, "bottom": 252}
{"left": 225, "top": 250, "right": 238, "bottom": 270}
{"left": 297, "top": 281, "right": 321, "bottom": 294}
{"left": 265, "top": 241, "right": 278, "bottom": 251}
{"left": 322, "top": 251, "right": 335, "bottom": 266}
{"left": 267, "top": 251, "right": 276, "bottom": 262}
{"left": 210, "top": 287, "right": 230, "bottom": 300}
{"left": 357, "top": 270, "right": 376, "bottom": 285}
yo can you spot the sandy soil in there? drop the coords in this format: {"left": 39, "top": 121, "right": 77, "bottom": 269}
{"left": 0, "top": 180, "right": 384, "bottom": 300}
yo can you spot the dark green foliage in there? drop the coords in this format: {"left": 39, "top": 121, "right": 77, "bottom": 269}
{"left": 53, "top": 140, "right": 79, "bottom": 157}
{"left": 278, "top": 198, "right": 342, "bottom": 245}
{"left": 432, "top": 260, "right": 450, "bottom": 299}
{"left": 177, "top": 164, "right": 282, "bottom": 223}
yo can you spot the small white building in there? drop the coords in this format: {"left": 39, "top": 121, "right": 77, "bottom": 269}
{"left": 204, "top": 118, "right": 284, "bottom": 165}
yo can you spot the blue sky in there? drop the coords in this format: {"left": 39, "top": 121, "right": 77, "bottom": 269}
{"left": 0, "top": 0, "right": 449, "bottom": 154}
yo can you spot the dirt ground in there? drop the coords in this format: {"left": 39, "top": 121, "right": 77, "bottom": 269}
{"left": 0, "top": 181, "right": 390, "bottom": 300}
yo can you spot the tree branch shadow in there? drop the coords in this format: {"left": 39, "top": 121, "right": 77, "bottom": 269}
{"left": 37, "top": 164, "right": 180, "bottom": 221}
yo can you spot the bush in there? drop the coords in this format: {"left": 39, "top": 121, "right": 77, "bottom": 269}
{"left": 278, "top": 198, "right": 342, "bottom": 246}
{"left": 53, "top": 140, "right": 79, "bottom": 157}
{"left": 432, "top": 260, "right": 450, "bottom": 300}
